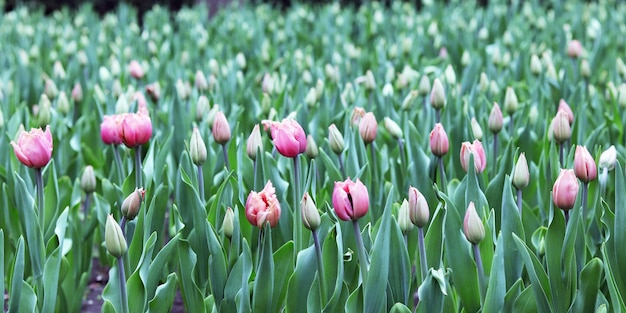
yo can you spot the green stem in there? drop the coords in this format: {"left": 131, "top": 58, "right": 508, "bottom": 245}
{"left": 293, "top": 157, "right": 302, "bottom": 253}
{"left": 222, "top": 143, "right": 231, "bottom": 171}
{"left": 135, "top": 146, "right": 142, "bottom": 188}
{"left": 418, "top": 227, "right": 428, "bottom": 282}
{"left": 197, "top": 164, "right": 205, "bottom": 204}
{"left": 83, "top": 192, "right": 92, "bottom": 218}
{"left": 509, "top": 112, "right": 514, "bottom": 135}
{"left": 113, "top": 145, "right": 125, "bottom": 183}
{"left": 564, "top": 210, "right": 570, "bottom": 226}
{"left": 437, "top": 156, "right": 447, "bottom": 193}
{"left": 117, "top": 255, "right": 129, "bottom": 313}
{"left": 582, "top": 182, "right": 588, "bottom": 223}
{"left": 253, "top": 159, "right": 258, "bottom": 190}
{"left": 338, "top": 154, "right": 346, "bottom": 179}
{"left": 559, "top": 142, "right": 564, "bottom": 168}
{"left": 398, "top": 138, "right": 407, "bottom": 171}
{"left": 35, "top": 168, "right": 45, "bottom": 231}
{"left": 435, "top": 109, "right": 441, "bottom": 124}
{"left": 473, "top": 244, "right": 486, "bottom": 305}
{"left": 492, "top": 132, "right": 498, "bottom": 176}
{"left": 312, "top": 229, "right": 328, "bottom": 304}
{"left": 119, "top": 216, "right": 130, "bottom": 279}
{"left": 516, "top": 188, "right": 522, "bottom": 216}
{"left": 353, "top": 219, "right": 369, "bottom": 284}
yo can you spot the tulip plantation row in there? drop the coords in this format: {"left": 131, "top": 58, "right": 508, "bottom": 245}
{"left": 3, "top": 0, "right": 626, "bottom": 312}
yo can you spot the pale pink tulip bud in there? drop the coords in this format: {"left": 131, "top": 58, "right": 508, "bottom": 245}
{"left": 71, "top": 83, "right": 83, "bottom": 103}
{"left": 488, "top": 103, "right": 503, "bottom": 134}
{"left": 463, "top": 202, "right": 484, "bottom": 244}
{"left": 574, "top": 146, "right": 597, "bottom": 183}
{"left": 212, "top": 111, "right": 231, "bottom": 144}
{"left": 129, "top": 60, "right": 144, "bottom": 79}
{"left": 430, "top": 78, "right": 446, "bottom": 110}
{"left": 359, "top": 112, "right": 378, "bottom": 145}
{"left": 558, "top": 99, "right": 574, "bottom": 124}
{"left": 513, "top": 153, "right": 530, "bottom": 190}
{"left": 460, "top": 140, "right": 487, "bottom": 173}
{"left": 247, "top": 124, "right": 263, "bottom": 160}
{"left": 553, "top": 169, "right": 579, "bottom": 211}
{"left": 567, "top": 40, "right": 583, "bottom": 58}
{"left": 332, "top": 178, "right": 369, "bottom": 221}
{"left": 408, "top": 186, "right": 429, "bottom": 228}
{"left": 430, "top": 123, "right": 449, "bottom": 157}
{"left": 553, "top": 110, "right": 571, "bottom": 143}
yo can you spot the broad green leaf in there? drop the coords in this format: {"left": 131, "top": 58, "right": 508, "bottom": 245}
{"left": 500, "top": 176, "right": 525, "bottom": 289}
{"left": 147, "top": 273, "right": 178, "bottom": 313}
{"left": 253, "top": 224, "right": 274, "bottom": 313}
{"left": 483, "top": 234, "right": 506, "bottom": 313}
{"left": 415, "top": 268, "right": 448, "bottom": 313}
{"left": 285, "top": 245, "right": 316, "bottom": 313}
{"left": 570, "top": 258, "right": 603, "bottom": 313}
{"left": 9, "top": 237, "right": 25, "bottom": 313}
{"left": 512, "top": 234, "right": 552, "bottom": 313}
{"left": 42, "top": 208, "right": 69, "bottom": 313}
{"left": 270, "top": 241, "right": 294, "bottom": 313}
{"left": 389, "top": 302, "right": 412, "bottom": 313}
{"left": 512, "top": 285, "right": 540, "bottom": 313}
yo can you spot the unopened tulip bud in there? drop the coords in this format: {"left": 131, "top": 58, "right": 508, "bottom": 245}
{"left": 81, "top": 165, "right": 96, "bottom": 194}
{"left": 212, "top": 111, "right": 231, "bottom": 144}
{"left": 430, "top": 78, "right": 446, "bottom": 109}
{"left": 115, "top": 95, "right": 129, "bottom": 114}
{"left": 57, "top": 91, "right": 70, "bottom": 114}
{"left": 246, "top": 124, "right": 263, "bottom": 160}
{"left": 112, "top": 80, "right": 123, "bottom": 99}
{"left": 129, "top": 60, "right": 144, "bottom": 79}
{"left": 574, "top": 146, "right": 597, "bottom": 183}
{"left": 383, "top": 117, "right": 403, "bottom": 139}
{"left": 176, "top": 79, "right": 188, "bottom": 100}
{"left": 195, "top": 70, "right": 208, "bottom": 91}
{"left": 558, "top": 99, "right": 574, "bottom": 124}
{"left": 398, "top": 199, "right": 414, "bottom": 233}
{"left": 190, "top": 127, "right": 207, "bottom": 165}
{"left": 105, "top": 215, "right": 127, "bottom": 258}
{"left": 305, "top": 135, "right": 318, "bottom": 159}
{"left": 581, "top": 59, "right": 591, "bottom": 79}
{"left": 567, "top": 40, "right": 583, "bottom": 58}
{"left": 94, "top": 84, "right": 106, "bottom": 104}
{"left": 328, "top": 124, "right": 345, "bottom": 155}
{"left": 146, "top": 82, "right": 161, "bottom": 102}
{"left": 444, "top": 65, "right": 456, "bottom": 86}
{"left": 618, "top": 84, "right": 626, "bottom": 108}
{"left": 513, "top": 153, "right": 530, "bottom": 190}
{"left": 206, "top": 104, "right": 220, "bottom": 129}
{"left": 342, "top": 83, "right": 355, "bottom": 103}
{"left": 504, "top": 87, "right": 518, "bottom": 115}
{"left": 401, "top": 90, "right": 419, "bottom": 110}
{"left": 471, "top": 118, "right": 483, "bottom": 141}
{"left": 195, "top": 95, "right": 210, "bottom": 121}
{"left": 0, "top": 109, "right": 4, "bottom": 129}
{"left": 72, "top": 83, "right": 83, "bottom": 103}
{"left": 359, "top": 112, "right": 377, "bottom": 145}
{"left": 315, "top": 79, "right": 324, "bottom": 100}
{"left": 363, "top": 70, "right": 376, "bottom": 90}
{"left": 479, "top": 72, "right": 489, "bottom": 93}
{"left": 599, "top": 145, "right": 616, "bottom": 170}
{"left": 553, "top": 169, "right": 579, "bottom": 211}
{"left": 430, "top": 123, "right": 449, "bottom": 157}
{"left": 53, "top": 61, "right": 66, "bottom": 79}
{"left": 530, "top": 54, "right": 542, "bottom": 75}
{"left": 301, "top": 193, "right": 321, "bottom": 231}
{"left": 223, "top": 207, "right": 234, "bottom": 238}
{"left": 236, "top": 52, "right": 247, "bottom": 69}
{"left": 489, "top": 80, "right": 500, "bottom": 95}
{"left": 488, "top": 103, "right": 503, "bottom": 134}
{"left": 382, "top": 83, "right": 394, "bottom": 97}
{"left": 553, "top": 110, "right": 571, "bottom": 143}
{"left": 461, "top": 51, "right": 471, "bottom": 66}
{"left": 463, "top": 202, "right": 484, "bottom": 244}
{"left": 460, "top": 140, "right": 487, "bottom": 173}
{"left": 408, "top": 186, "right": 429, "bottom": 227}
{"left": 418, "top": 75, "right": 431, "bottom": 96}
{"left": 44, "top": 79, "right": 58, "bottom": 99}
{"left": 325, "top": 64, "right": 338, "bottom": 83}
{"left": 305, "top": 87, "right": 317, "bottom": 107}
{"left": 38, "top": 97, "right": 52, "bottom": 126}
{"left": 121, "top": 188, "right": 145, "bottom": 220}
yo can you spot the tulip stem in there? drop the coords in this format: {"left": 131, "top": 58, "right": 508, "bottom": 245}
{"left": 437, "top": 156, "right": 446, "bottom": 193}
{"left": 83, "top": 192, "right": 92, "bottom": 218}
{"left": 253, "top": 159, "right": 258, "bottom": 190}
{"left": 338, "top": 154, "right": 347, "bottom": 179}
{"left": 117, "top": 255, "right": 129, "bottom": 313}
{"left": 134, "top": 146, "right": 142, "bottom": 188}
{"left": 119, "top": 216, "right": 130, "bottom": 279}
{"left": 113, "top": 145, "right": 125, "bottom": 183}
{"left": 35, "top": 168, "right": 45, "bottom": 230}
{"left": 492, "top": 132, "right": 499, "bottom": 176}
{"left": 222, "top": 144, "right": 231, "bottom": 171}
{"left": 473, "top": 243, "right": 486, "bottom": 305}
{"left": 435, "top": 109, "right": 441, "bottom": 124}
{"left": 353, "top": 219, "right": 369, "bottom": 285}
{"left": 564, "top": 210, "right": 570, "bottom": 225}
{"left": 197, "top": 164, "right": 205, "bottom": 204}
{"left": 312, "top": 229, "right": 328, "bottom": 304}
{"left": 293, "top": 157, "right": 302, "bottom": 253}
{"left": 509, "top": 113, "right": 514, "bottom": 135}
{"left": 418, "top": 227, "right": 428, "bottom": 282}
{"left": 516, "top": 188, "right": 523, "bottom": 216}
{"left": 559, "top": 143, "right": 564, "bottom": 168}
{"left": 581, "top": 182, "right": 588, "bottom": 224}
{"left": 398, "top": 138, "right": 407, "bottom": 171}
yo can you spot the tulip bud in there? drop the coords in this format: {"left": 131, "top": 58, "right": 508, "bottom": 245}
{"left": 195, "top": 70, "right": 208, "bottom": 91}
{"left": 470, "top": 118, "right": 483, "bottom": 141}
{"left": 463, "top": 202, "right": 485, "bottom": 244}
{"left": 325, "top": 64, "right": 338, "bottom": 83}
{"left": 479, "top": 72, "right": 489, "bottom": 93}
{"left": 121, "top": 188, "right": 145, "bottom": 220}
{"left": 212, "top": 111, "right": 231, "bottom": 144}
{"left": 176, "top": 79, "right": 188, "bottom": 100}
{"left": 580, "top": 59, "right": 591, "bottom": 79}
{"left": 382, "top": 83, "right": 394, "bottom": 97}
{"left": 81, "top": 165, "right": 97, "bottom": 194}
{"left": 190, "top": 127, "right": 207, "bottom": 165}
{"left": 328, "top": 124, "right": 345, "bottom": 155}
{"left": 618, "top": 84, "right": 626, "bottom": 108}
{"left": 44, "top": 79, "right": 58, "bottom": 99}
{"left": 574, "top": 145, "right": 597, "bottom": 183}
{"left": 401, "top": 90, "right": 419, "bottom": 110}
{"left": 460, "top": 140, "right": 487, "bottom": 173}
{"left": 94, "top": 84, "right": 106, "bottom": 104}
{"left": 553, "top": 169, "right": 579, "bottom": 211}
{"left": 71, "top": 83, "right": 83, "bottom": 103}
{"left": 57, "top": 91, "right": 70, "bottom": 114}
{"left": 553, "top": 110, "right": 571, "bottom": 143}
{"left": 262, "top": 73, "right": 274, "bottom": 94}
{"left": 342, "top": 83, "right": 355, "bottom": 104}
{"left": 504, "top": 87, "right": 518, "bottom": 115}
{"left": 315, "top": 79, "right": 324, "bottom": 100}
{"left": 444, "top": 65, "right": 456, "bottom": 86}
{"left": 246, "top": 124, "right": 263, "bottom": 161}
{"left": 430, "top": 123, "right": 449, "bottom": 157}
{"left": 359, "top": 112, "right": 378, "bottom": 145}
{"left": 236, "top": 52, "right": 247, "bottom": 69}
{"left": 430, "top": 78, "right": 446, "bottom": 109}
{"left": 305, "top": 87, "right": 317, "bottom": 108}
{"left": 206, "top": 104, "right": 220, "bottom": 129}
{"left": 398, "top": 199, "right": 414, "bottom": 233}
{"left": 332, "top": 178, "right": 369, "bottom": 221}
{"left": 567, "top": 40, "right": 583, "bottom": 58}
{"left": 599, "top": 145, "right": 616, "bottom": 170}
{"left": 418, "top": 75, "right": 431, "bottom": 96}
{"left": 408, "top": 186, "right": 429, "bottom": 227}
{"left": 530, "top": 54, "right": 542, "bottom": 75}
{"left": 105, "top": 215, "right": 127, "bottom": 258}
{"left": 362, "top": 70, "right": 376, "bottom": 90}
{"left": 383, "top": 117, "right": 403, "bottom": 140}
{"left": 38, "top": 96, "right": 52, "bottom": 126}
{"left": 558, "top": 99, "right": 574, "bottom": 124}
{"left": 305, "top": 135, "right": 318, "bottom": 159}
{"left": 488, "top": 102, "right": 503, "bottom": 134}
{"left": 223, "top": 207, "right": 234, "bottom": 238}
{"left": 195, "top": 95, "right": 210, "bottom": 121}
{"left": 301, "top": 192, "right": 321, "bottom": 231}
{"left": 0, "top": 109, "right": 4, "bottom": 129}
{"left": 53, "top": 60, "right": 66, "bottom": 79}
{"left": 513, "top": 153, "right": 530, "bottom": 190}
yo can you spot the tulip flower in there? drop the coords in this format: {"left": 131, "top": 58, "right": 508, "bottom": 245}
{"left": 553, "top": 110, "right": 571, "bottom": 166}
{"left": 105, "top": 214, "right": 129, "bottom": 313}
{"left": 81, "top": 165, "right": 96, "bottom": 194}
{"left": 332, "top": 178, "right": 369, "bottom": 221}
{"left": 409, "top": 186, "right": 429, "bottom": 280}
{"left": 488, "top": 103, "right": 503, "bottom": 134}
{"left": 464, "top": 202, "right": 486, "bottom": 300}
{"left": 11, "top": 125, "right": 53, "bottom": 169}
{"left": 359, "top": 112, "right": 378, "bottom": 145}
{"left": 430, "top": 123, "right": 449, "bottom": 157}
{"left": 567, "top": 40, "right": 583, "bottom": 58}
{"left": 129, "top": 60, "right": 144, "bottom": 79}
{"left": 305, "top": 135, "right": 318, "bottom": 159}
{"left": 574, "top": 146, "right": 597, "bottom": 183}
{"left": 223, "top": 207, "right": 234, "bottom": 239}
{"left": 460, "top": 140, "right": 487, "bottom": 174}
{"left": 558, "top": 99, "right": 574, "bottom": 124}
{"left": 598, "top": 145, "right": 617, "bottom": 198}
{"left": 246, "top": 180, "right": 281, "bottom": 228}
{"left": 553, "top": 169, "right": 579, "bottom": 223}
{"left": 121, "top": 112, "right": 152, "bottom": 148}
{"left": 121, "top": 188, "right": 145, "bottom": 220}
{"left": 269, "top": 119, "right": 307, "bottom": 158}
{"left": 190, "top": 127, "right": 207, "bottom": 166}
{"left": 301, "top": 192, "right": 320, "bottom": 231}
{"left": 212, "top": 111, "right": 231, "bottom": 144}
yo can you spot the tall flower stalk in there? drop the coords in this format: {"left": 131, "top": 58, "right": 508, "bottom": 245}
{"left": 105, "top": 215, "right": 129, "bottom": 313}
{"left": 408, "top": 186, "right": 430, "bottom": 282}
{"left": 464, "top": 202, "right": 486, "bottom": 303}
{"left": 574, "top": 146, "right": 597, "bottom": 222}
{"left": 513, "top": 153, "right": 530, "bottom": 215}
{"left": 302, "top": 193, "right": 326, "bottom": 303}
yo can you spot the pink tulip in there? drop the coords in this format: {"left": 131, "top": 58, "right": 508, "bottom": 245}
{"left": 332, "top": 178, "right": 369, "bottom": 221}
{"left": 133, "top": 92, "right": 148, "bottom": 112}
{"left": 567, "top": 40, "right": 583, "bottom": 58}
{"left": 460, "top": 140, "right": 487, "bottom": 173}
{"left": 100, "top": 114, "right": 124, "bottom": 145}
{"left": 212, "top": 111, "right": 231, "bottom": 144}
{"left": 430, "top": 123, "right": 449, "bottom": 157}
{"left": 11, "top": 125, "right": 53, "bottom": 169}
{"left": 359, "top": 112, "right": 378, "bottom": 145}
{"left": 270, "top": 119, "right": 307, "bottom": 158}
{"left": 129, "top": 60, "right": 144, "bottom": 79}
{"left": 408, "top": 186, "right": 429, "bottom": 227}
{"left": 574, "top": 146, "right": 597, "bottom": 183}
{"left": 558, "top": 99, "right": 574, "bottom": 124}
{"left": 246, "top": 180, "right": 281, "bottom": 228}
{"left": 121, "top": 111, "right": 152, "bottom": 148}
{"left": 553, "top": 169, "right": 579, "bottom": 210}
